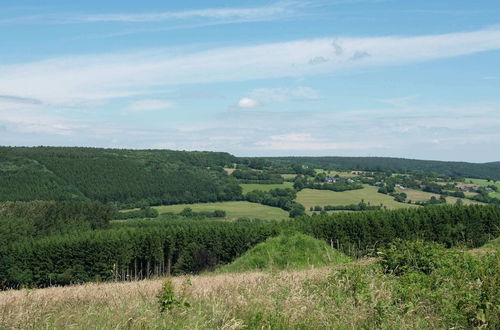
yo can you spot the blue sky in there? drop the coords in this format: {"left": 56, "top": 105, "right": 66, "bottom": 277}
{"left": 1, "top": 0, "right": 500, "bottom": 162}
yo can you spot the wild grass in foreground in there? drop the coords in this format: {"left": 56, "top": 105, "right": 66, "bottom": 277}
{"left": 0, "top": 238, "right": 498, "bottom": 329}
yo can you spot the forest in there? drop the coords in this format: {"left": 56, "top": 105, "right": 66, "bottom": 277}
{"left": 1, "top": 201, "right": 498, "bottom": 289}
{"left": 0, "top": 147, "right": 241, "bottom": 208}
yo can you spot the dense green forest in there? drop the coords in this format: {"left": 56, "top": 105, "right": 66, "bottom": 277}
{"left": 1, "top": 203, "right": 498, "bottom": 289}
{"left": 0, "top": 147, "right": 241, "bottom": 208}
{"left": 1, "top": 147, "right": 499, "bottom": 208}
{"left": 247, "top": 156, "right": 500, "bottom": 180}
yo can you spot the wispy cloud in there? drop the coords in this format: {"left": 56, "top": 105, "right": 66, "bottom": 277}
{"left": 2, "top": 27, "right": 500, "bottom": 108}
{"left": 0, "top": 2, "right": 301, "bottom": 25}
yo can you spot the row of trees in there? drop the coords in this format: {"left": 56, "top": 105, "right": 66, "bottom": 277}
{"left": 245, "top": 188, "right": 305, "bottom": 217}
{"left": 231, "top": 169, "right": 284, "bottom": 184}
{"left": 1, "top": 204, "right": 498, "bottom": 289}
{"left": 0, "top": 201, "right": 115, "bottom": 246}
{"left": 0, "top": 219, "right": 280, "bottom": 289}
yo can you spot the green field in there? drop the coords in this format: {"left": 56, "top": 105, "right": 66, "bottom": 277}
{"left": 150, "top": 201, "right": 288, "bottom": 221}
{"left": 281, "top": 174, "right": 297, "bottom": 180}
{"left": 240, "top": 182, "right": 294, "bottom": 194}
{"left": 397, "top": 188, "right": 483, "bottom": 205}
{"left": 464, "top": 178, "right": 500, "bottom": 197}
{"left": 295, "top": 185, "right": 417, "bottom": 211}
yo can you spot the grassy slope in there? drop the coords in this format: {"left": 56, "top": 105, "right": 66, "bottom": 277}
{"left": 218, "top": 233, "right": 351, "bottom": 273}
{"left": 240, "top": 182, "right": 294, "bottom": 194}
{"left": 151, "top": 201, "right": 288, "bottom": 221}
{"left": 296, "top": 185, "right": 418, "bottom": 210}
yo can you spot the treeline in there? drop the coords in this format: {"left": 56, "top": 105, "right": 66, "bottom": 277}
{"left": 1, "top": 204, "right": 498, "bottom": 289}
{"left": 245, "top": 188, "right": 305, "bottom": 217}
{"left": 254, "top": 156, "right": 500, "bottom": 181}
{"left": 231, "top": 169, "right": 284, "bottom": 184}
{"left": 0, "top": 219, "right": 280, "bottom": 289}
{"left": 178, "top": 207, "right": 226, "bottom": 218}
{"left": 0, "top": 201, "right": 114, "bottom": 246}
{"left": 0, "top": 147, "right": 241, "bottom": 207}
{"left": 293, "top": 204, "right": 500, "bottom": 257}
{"left": 310, "top": 201, "right": 382, "bottom": 212}
{"left": 115, "top": 206, "right": 159, "bottom": 220}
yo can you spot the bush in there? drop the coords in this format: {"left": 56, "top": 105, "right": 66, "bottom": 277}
{"left": 379, "top": 240, "right": 445, "bottom": 275}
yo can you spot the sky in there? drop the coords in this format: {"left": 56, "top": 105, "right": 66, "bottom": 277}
{"left": 1, "top": 0, "right": 500, "bottom": 162}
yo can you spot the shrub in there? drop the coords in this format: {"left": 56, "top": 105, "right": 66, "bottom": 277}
{"left": 379, "top": 239, "right": 444, "bottom": 275}
{"left": 156, "top": 277, "right": 190, "bottom": 312}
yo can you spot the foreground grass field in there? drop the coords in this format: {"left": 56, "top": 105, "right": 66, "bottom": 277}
{"left": 240, "top": 182, "right": 294, "bottom": 194}
{"left": 296, "top": 185, "right": 418, "bottom": 210}
{"left": 2, "top": 239, "right": 497, "bottom": 330}
{"left": 150, "top": 201, "right": 288, "bottom": 221}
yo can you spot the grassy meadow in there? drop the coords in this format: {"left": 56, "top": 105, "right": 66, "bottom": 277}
{"left": 396, "top": 188, "right": 484, "bottom": 205}
{"left": 240, "top": 182, "right": 294, "bottom": 194}
{"left": 296, "top": 185, "right": 418, "bottom": 211}
{"left": 150, "top": 201, "right": 288, "bottom": 221}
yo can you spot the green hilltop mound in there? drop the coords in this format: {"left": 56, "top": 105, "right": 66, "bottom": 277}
{"left": 218, "top": 232, "right": 351, "bottom": 273}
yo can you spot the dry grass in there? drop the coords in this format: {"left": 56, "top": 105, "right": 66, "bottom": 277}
{"left": 0, "top": 258, "right": 442, "bottom": 330}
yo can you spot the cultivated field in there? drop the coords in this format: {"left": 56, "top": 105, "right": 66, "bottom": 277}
{"left": 151, "top": 201, "right": 288, "bottom": 221}
{"left": 295, "top": 185, "right": 418, "bottom": 210}
{"left": 240, "top": 182, "right": 294, "bottom": 194}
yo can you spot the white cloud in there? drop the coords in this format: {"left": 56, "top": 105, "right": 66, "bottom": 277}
{"left": 2, "top": 26, "right": 500, "bottom": 109}
{"left": 128, "top": 99, "right": 174, "bottom": 112}
{"left": 237, "top": 97, "right": 260, "bottom": 108}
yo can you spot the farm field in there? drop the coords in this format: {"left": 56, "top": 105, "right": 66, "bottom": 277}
{"left": 396, "top": 188, "right": 484, "bottom": 205}
{"left": 240, "top": 182, "right": 294, "bottom": 194}
{"left": 150, "top": 201, "right": 288, "bottom": 221}
{"left": 464, "top": 178, "right": 500, "bottom": 188}
{"left": 295, "top": 185, "right": 417, "bottom": 211}
{"left": 464, "top": 178, "right": 500, "bottom": 198}
{"left": 281, "top": 173, "right": 297, "bottom": 180}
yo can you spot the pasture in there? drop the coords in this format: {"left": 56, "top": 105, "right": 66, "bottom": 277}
{"left": 240, "top": 182, "right": 294, "bottom": 194}
{"left": 150, "top": 201, "right": 288, "bottom": 221}
{"left": 295, "top": 185, "right": 417, "bottom": 211}
{"left": 397, "top": 188, "right": 483, "bottom": 205}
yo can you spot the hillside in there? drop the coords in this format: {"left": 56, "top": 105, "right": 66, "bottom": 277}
{"left": 250, "top": 156, "right": 500, "bottom": 180}
{"left": 0, "top": 146, "right": 240, "bottom": 208}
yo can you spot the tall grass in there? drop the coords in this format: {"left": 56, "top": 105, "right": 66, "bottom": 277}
{"left": 0, "top": 239, "right": 497, "bottom": 329}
